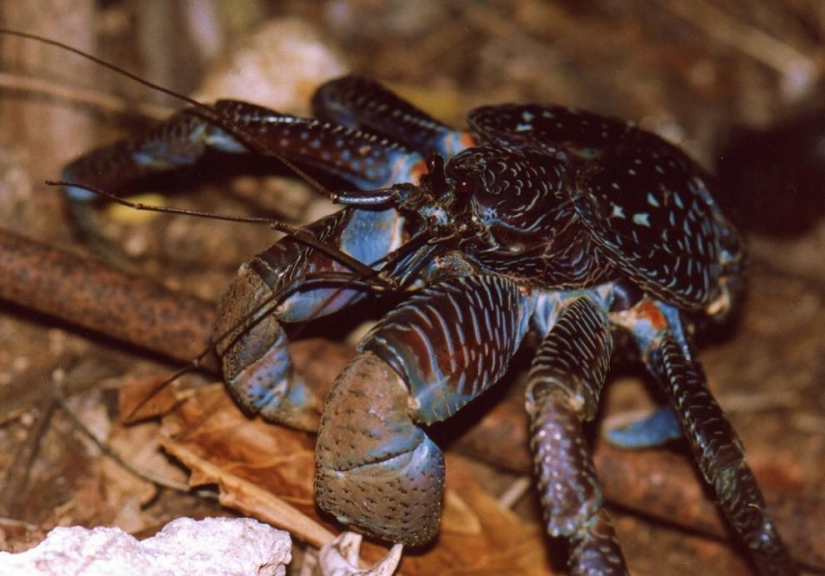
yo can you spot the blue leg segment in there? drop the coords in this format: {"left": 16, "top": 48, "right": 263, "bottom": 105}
{"left": 606, "top": 406, "right": 682, "bottom": 449}
{"left": 361, "top": 275, "right": 532, "bottom": 423}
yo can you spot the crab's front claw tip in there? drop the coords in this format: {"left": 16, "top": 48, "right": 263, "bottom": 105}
{"left": 315, "top": 352, "right": 446, "bottom": 547}
{"left": 319, "top": 532, "right": 403, "bottom": 576}
{"left": 315, "top": 433, "right": 444, "bottom": 546}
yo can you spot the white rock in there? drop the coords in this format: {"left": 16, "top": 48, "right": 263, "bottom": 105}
{"left": 0, "top": 517, "right": 291, "bottom": 576}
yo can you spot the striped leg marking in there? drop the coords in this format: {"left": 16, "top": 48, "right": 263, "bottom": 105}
{"left": 526, "top": 296, "right": 628, "bottom": 576}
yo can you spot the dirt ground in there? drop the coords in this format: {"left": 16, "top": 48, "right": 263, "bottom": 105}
{"left": 0, "top": 1, "right": 823, "bottom": 575}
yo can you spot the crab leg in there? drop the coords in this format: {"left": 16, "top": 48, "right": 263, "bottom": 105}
{"left": 315, "top": 275, "right": 532, "bottom": 545}
{"left": 61, "top": 98, "right": 427, "bottom": 245}
{"left": 213, "top": 205, "right": 403, "bottom": 431}
{"left": 526, "top": 296, "right": 628, "bottom": 576}
{"left": 312, "top": 75, "right": 473, "bottom": 158}
{"left": 641, "top": 305, "right": 797, "bottom": 576}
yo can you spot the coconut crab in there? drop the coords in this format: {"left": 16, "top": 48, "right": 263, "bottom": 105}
{"left": 59, "top": 74, "right": 796, "bottom": 575}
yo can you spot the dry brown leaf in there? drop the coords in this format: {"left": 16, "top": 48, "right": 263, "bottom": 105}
{"left": 160, "top": 385, "right": 317, "bottom": 508}
{"left": 160, "top": 436, "right": 334, "bottom": 548}
{"left": 155, "top": 384, "right": 555, "bottom": 575}
{"left": 118, "top": 375, "right": 186, "bottom": 424}
{"left": 158, "top": 384, "right": 334, "bottom": 547}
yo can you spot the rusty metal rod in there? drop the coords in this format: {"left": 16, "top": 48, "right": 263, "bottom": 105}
{"left": 0, "top": 228, "right": 217, "bottom": 368}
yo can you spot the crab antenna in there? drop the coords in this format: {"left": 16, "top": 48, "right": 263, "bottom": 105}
{"left": 0, "top": 29, "right": 206, "bottom": 110}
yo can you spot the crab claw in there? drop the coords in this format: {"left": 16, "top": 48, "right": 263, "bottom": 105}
{"left": 315, "top": 352, "right": 445, "bottom": 547}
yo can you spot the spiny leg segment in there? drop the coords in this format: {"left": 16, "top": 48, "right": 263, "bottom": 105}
{"left": 619, "top": 301, "right": 797, "bottom": 576}
{"left": 526, "top": 295, "right": 627, "bottom": 576}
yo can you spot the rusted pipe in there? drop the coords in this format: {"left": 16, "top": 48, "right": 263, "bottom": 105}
{"left": 0, "top": 228, "right": 348, "bottom": 400}
{"left": 0, "top": 228, "right": 217, "bottom": 368}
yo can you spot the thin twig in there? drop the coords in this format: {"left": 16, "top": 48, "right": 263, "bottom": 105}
{"left": 0, "top": 399, "right": 57, "bottom": 517}
{"left": 57, "top": 397, "right": 194, "bottom": 494}
{"left": 496, "top": 476, "right": 532, "bottom": 510}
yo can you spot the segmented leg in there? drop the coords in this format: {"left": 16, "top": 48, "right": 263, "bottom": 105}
{"left": 315, "top": 275, "right": 533, "bottom": 545}
{"left": 63, "top": 98, "right": 427, "bottom": 201}
{"left": 312, "top": 75, "right": 473, "bottom": 158}
{"left": 606, "top": 406, "right": 683, "bottom": 448}
{"left": 650, "top": 327, "right": 796, "bottom": 574}
{"left": 526, "top": 296, "right": 628, "bottom": 576}
{"left": 213, "top": 205, "right": 404, "bottom": 431}
{"left": 61, "top": 97, "right": 429, "bottom": 262}
{"left": 620, "top": 301, "right": 797, "bottom": 576}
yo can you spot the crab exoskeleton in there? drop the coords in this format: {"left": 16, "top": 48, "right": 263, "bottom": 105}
{"left": 63, "top": 75, "right": 796, "bottom": 575}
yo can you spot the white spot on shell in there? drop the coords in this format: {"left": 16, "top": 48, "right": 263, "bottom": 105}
{"left": 633, "top": 213, "right": 651, "bottom": 227}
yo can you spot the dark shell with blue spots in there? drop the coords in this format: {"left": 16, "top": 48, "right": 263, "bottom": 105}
{"left": 468, "top": 105, "right": 745, "bottom": 311}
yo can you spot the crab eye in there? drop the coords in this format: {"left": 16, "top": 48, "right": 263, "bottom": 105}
{"left": 427, "top": 153, "right": 444, "bottom": 176}
{"left": 456, "top": 177, "right": 475, "bottom": 197}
